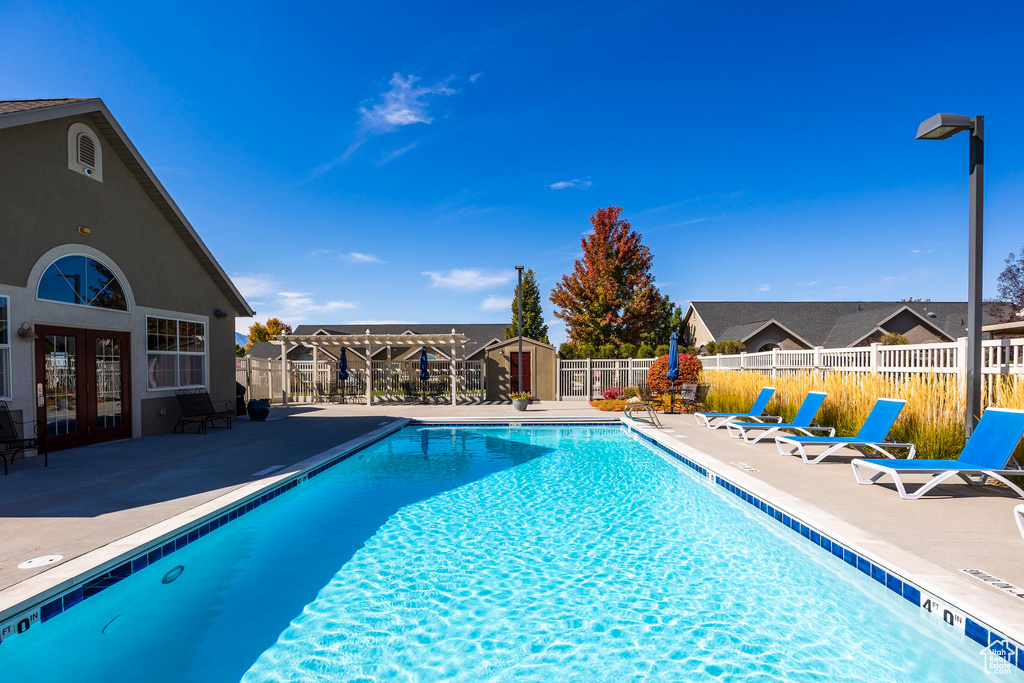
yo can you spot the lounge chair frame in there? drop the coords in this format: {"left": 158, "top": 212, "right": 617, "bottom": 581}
{"left": 851, "top": 459, "right": 1024, "bottom": 499}
{"left": 774, "top": 397, "right": 913, "bottom": 464}
{"left": 0, "top": 401, "right": 47, "bottom": 475}
{"left": 726, "top": 391, "right": 833, "bottom": 443}
{"left": 694, "top": 387, "right": 780, "bottom": 429}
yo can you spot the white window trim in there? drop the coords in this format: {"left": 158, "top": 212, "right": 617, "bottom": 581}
{"left": 146, "top": 316, "right": 208, "bottom": 391}
{"left": 67, "top": 122, "right": 103, "bottom": 182}
{"left": 36, "top": 253, "right": 131, "bottom": 314}
{"left": 0, "top": 295, "right": 10, "bottom": 400}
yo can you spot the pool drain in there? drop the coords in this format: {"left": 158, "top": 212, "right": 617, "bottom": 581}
{"left": 162, "top": 565, "right": 185, "bottom": 584}
{"left": 17, "top": 555, "right": 63, "bottom": 569}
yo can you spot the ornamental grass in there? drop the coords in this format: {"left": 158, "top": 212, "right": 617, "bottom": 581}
{"left": 702, "top": 370, "right": 1024, "bottom": 461}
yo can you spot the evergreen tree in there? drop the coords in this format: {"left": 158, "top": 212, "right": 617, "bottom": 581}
{"left": 550, "top": 206, "right": 664, "bottom": 346}
{"left": 504, "top": 268, "right": 550, "bottom": 343}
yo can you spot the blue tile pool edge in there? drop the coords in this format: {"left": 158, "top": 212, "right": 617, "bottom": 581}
{"left": 620, "top": 419, "right": 1024, "bottom": 671}
{"left": 0, "top": 418, "right": 412, "bottom": 646}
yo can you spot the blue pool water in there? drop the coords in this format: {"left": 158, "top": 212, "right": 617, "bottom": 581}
{"left": 0, "top": 425, "right": 1011, "bottom": 681}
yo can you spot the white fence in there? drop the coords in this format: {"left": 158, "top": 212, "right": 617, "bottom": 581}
{"left": 699, "top": 337, "right": 1024, "bottom": 392}
{"left": 557, "top": 358, "right": 656, "bottom": 400}
{"left": 235, "top": 356, "right": 483, "bottom": 404}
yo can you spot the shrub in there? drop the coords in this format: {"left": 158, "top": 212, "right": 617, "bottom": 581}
{"left": 602, "top": 386, "right": 624, "bottom": 400}
{"left": 598, "top": 343, "right": 619, "bottom": 359}
{"left": 706, "top": 340, "right": 745, "bottom": 355}
{"left": 637, "top": 343, "right": 656, "bottom": 358}
{"left": 579, "top": 343, "right": 598, "bottom": 359}
{"left": 654, "top": 344, "right": 670, "bottom": 357}
{"left": 590, "top": 399, "right": 628, "bottom": 412}
{"left": 647, "top": 353, "right": 703, "bottom": 391}
{"left": 620, "top": 343, "right": 638, "bottom": 358}
{"left": 624, "top": 387, "right": 639, "bottom": 399}
{"left": 558, "top": 342, "right": 577, "bottom": 359}
{"left": 879, "top": 332, "right": 910, "bottom": 346}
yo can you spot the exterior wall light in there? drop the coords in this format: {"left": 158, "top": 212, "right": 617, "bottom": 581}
{"left": 18, "top": 323, "right": 38, "bottom": 341}
{"left": 214, "top": 310, "right": 228, "bottom": 318}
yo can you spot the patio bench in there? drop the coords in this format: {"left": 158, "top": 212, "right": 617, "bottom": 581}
{"left": 0, "top": 401, "right": 47, "bottom": 475}
{"left": 174, "top": 389, "right": 234, "bottom": 434}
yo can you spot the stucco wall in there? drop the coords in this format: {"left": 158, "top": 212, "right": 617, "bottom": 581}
{"left": 743, "top": 324, "right": 809, "bottom": 352}
{"left": 0, "top": 115, "right": 237, "bottom": 439}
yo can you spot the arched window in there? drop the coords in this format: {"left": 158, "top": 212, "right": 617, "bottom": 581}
{"left": 37, "top": 255, "right": 128, "bottom": 311}
{"left": 757, "top": 342, "right": 781, "bottom": 352}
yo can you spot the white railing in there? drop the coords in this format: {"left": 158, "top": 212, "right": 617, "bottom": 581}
{"left": 557, "top": 358, "right": 656, "bottom": 400}
{"left": 236, "top": 356, "right": 483, "bottom": 404}
{"left": 699, "top": 338, "right": 1024, "bottom": 389}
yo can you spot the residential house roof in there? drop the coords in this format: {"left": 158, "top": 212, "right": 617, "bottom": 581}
{"left": 0, "top": 98, "right": 254, "bottom": 317}
{"left": 245, "top": 323, "right": 510, "bottom": 359}
{"left": 687, "top": 301, "right": 1005, "bottom": 348}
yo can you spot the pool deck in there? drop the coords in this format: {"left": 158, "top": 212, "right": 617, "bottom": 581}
{"left": 2, "top": 401, "right": 1024, "bottom": 641}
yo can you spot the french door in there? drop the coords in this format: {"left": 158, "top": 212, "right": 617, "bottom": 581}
{"left": 35, "top": 326, "right": 132, "bottom": 450}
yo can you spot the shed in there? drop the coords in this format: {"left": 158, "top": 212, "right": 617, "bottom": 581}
{"left": 483, "top": 338, "right": 557, "bottom": 401}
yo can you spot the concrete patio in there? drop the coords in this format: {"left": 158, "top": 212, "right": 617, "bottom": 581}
{"left": 2, "top": 400, "right": 1024, "bottom": 639}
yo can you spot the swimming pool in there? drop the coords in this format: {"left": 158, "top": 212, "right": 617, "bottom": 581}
{"left": 0, "top": 424, "right": 1014, "bottom": 681}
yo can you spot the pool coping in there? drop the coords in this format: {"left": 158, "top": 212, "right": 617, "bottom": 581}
{"left": 1, "top": 416, "right": 1022, "bottom": 670}
{"left": 620, "top": 418, "right": 1024, "bottom": 670}
{"left": 0, "top": 417, "right": 412, "bottom": 640}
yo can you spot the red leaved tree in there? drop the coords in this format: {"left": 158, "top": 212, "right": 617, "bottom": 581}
{"left": 550, "top": 206, "right": 664, "bottom": 346}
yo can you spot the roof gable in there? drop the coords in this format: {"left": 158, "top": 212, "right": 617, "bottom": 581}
{"left": 0, "top": 98, "right": 254, "bottom": 317}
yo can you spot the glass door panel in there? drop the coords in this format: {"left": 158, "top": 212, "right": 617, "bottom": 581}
{"left": 88, "top": 332, "right": 130, "bottom": 442}
{"left": 44, "top": 334, "right": 78, "bottom": 437}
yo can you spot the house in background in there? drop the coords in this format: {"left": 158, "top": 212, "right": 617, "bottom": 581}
{"left": 0, "top": 98, "right": 253, "bottom": 450}
{"left": 682, "top": 301, "right": 1004, "bottom": 352}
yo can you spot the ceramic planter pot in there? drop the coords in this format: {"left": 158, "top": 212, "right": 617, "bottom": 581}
{"left": 246, "top": 399, "right": 271, "bottom": 421}
{"left": 512, "top": 399, "right": 529, "bottom": 411}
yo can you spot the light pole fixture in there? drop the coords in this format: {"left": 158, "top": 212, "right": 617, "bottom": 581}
{"left": 515, "top": 266, "right": 524, "bottom": 397}
{"left": 917, "top": 112, "right": 984, "bottom": 436}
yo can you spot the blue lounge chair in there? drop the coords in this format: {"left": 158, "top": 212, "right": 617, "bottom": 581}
{"left": 725, "top": 391, "right": 835, "bottom": 444}
{"left": 694, "top": 387, "right": 780, "bottom": 430}
{"left": 852, "top": 407, "right": 1024, "bottom": 499}
{"left": 775, "top": 398, "right": 914, "bottom": 464}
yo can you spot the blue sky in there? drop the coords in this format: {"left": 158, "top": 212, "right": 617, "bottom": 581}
{"left": 4, "top": 1, "right": 1024, "bottom": 345}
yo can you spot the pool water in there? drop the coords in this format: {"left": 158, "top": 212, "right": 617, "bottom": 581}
{"left": 0, "top": 426, "right": 1010, "bottom": 681}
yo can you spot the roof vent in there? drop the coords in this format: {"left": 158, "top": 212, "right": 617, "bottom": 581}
{"left": 77, "top": 133, "right": 96, "bottom": 167}
{"left": 927, "top": 312, "right": 937, "bottom": 318}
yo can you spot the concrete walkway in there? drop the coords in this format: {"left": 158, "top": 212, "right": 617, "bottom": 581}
{"left": 0, "top": 401, "right": 606, "bottom": 593}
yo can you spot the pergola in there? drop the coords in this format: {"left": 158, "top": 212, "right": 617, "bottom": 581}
{"left": 272, "top": 330, "right": 471, "bottom": 406}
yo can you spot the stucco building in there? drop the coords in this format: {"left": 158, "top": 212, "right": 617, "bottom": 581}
{"left": 0, "top": 98, "right": 253, "bottom": 450}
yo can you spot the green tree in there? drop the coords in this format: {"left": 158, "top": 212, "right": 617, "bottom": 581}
{"left": 642, "top": 297, "right": 684, "bottom": 348}
{"left": 504, "top": 268, "right": 549, "bottom": 343}
{"left": 637, "top": 342, "right": 656, "bottom": 358}
{"left": 235, "top": 343, "right": 245, "bottom": 357}
{"left": 550, "top": 206, "right": 664, "bottom": 347}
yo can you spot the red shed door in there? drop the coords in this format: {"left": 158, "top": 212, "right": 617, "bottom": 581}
{"left": 510, "top": 352, "right": 531, "bottom": 394}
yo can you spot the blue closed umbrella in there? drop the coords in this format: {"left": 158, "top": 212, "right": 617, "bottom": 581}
{"left": 666, "top": 331, "right": 680, "bottom": 382}
{"left": 419, "top": 348, "right": 430, "bottom": 380}
{"left": 337, "top": 348, "right": 349, "bottom": 381}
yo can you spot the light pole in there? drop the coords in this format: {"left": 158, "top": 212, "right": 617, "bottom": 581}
{"left": 916, "top": 113, "right": 984, "bottom": 436}
{"left": 515, "top": 266, "right": 524, "bottom": 396}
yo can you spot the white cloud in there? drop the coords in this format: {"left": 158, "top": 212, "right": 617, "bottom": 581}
{"left": 480, "top": 295, "right": 511, "bottom": 312}
{"left": 910, "top": 249, "right": 933, "bottom": 254}
{"left": 758, "top": 284, "right": 771, "bottom": 292}
{"left": 469, "top": 72, "right": 483, "bottom": 82}
{"left": 797, "top": 281, "right": 818, "bottom": 286}
{"left": 234, "top": 285, "right": 359, "bottom": 336}
{"left": 231, "top": 273, "right": 277, "bottom": 299}
{"left": 359, "top": 73, "right": 455, "bottom": 132}
{"left": 423, "top": 268, "right": 515, "bottom": 290}
{"left": 342, "top": 252, "right": 386, "bottom": 264}
{"left": 376, "top": 142, "right": 419, "bottom": 164}
{"left": 882, "top": 275, "right": 908, "bottom": 281}
{"left": 550, "top": 178, "right": 593, "bottom": 190}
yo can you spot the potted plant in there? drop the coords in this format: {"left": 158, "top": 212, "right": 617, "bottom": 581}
{"left": 511, "top": 392, "right": 531, "bottom": 411}
{"left": 246, "top": 398, "right": 271, "bottom": 421}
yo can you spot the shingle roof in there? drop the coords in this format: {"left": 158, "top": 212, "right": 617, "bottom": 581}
{"left": 690, "top": 301, "right": 1003, "bottom": 348}
{"left": 0, "top": 98, "right": 94, "bottom": 115}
